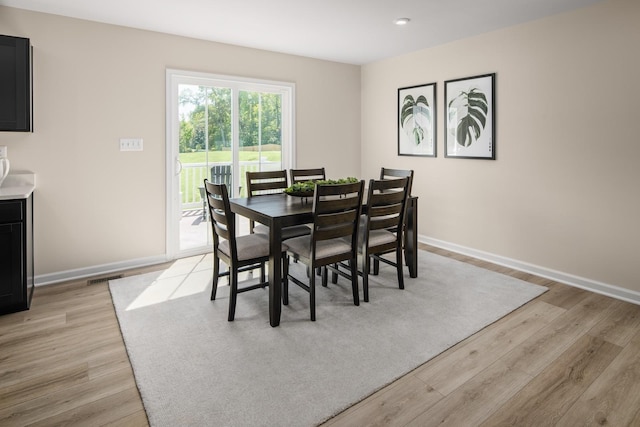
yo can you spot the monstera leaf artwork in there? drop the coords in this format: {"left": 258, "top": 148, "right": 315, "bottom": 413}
{"left": 401, "top": 94, "right": 431, "bottom": 145}
{"left": 445, "top": 73, "right": 495, "bottom": 159}
{"left": 397, "top": 82, "right": 436, "bottom": 157}
{"left": 448, "top": 88, "right": 488, "bottom": 147}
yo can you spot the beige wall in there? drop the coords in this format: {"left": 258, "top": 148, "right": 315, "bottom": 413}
{"left": 362, "top": 0, "right": 640, "bottom": 293}
{"left": 2, "top": 1, "right": 639, "bottom": 298}
{"left": 0, "top": 7, "right": 361, "bottom": 277}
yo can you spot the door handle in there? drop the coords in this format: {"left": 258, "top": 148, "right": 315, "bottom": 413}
{"left": 175, "top": 158, "right": 183, "bottom": 175}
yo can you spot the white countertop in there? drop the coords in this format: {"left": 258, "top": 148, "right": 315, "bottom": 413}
{"left": 0, "top": 172, "right": 36, "bottom": 200}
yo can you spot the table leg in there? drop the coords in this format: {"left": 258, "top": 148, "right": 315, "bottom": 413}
{"left": 268, "top": 219, "right": 283, "bottom": 326}
{"left": 404, "top": 199, "right": 418, "bottom": 278}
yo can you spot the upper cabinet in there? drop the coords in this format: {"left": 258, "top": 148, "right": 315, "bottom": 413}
{"left": 0, "top": 35, "right": 32, "bottom": 132}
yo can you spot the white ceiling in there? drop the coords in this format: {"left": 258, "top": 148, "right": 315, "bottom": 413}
{"left": 1, "top": 0, "right": 602, "bottom": 65}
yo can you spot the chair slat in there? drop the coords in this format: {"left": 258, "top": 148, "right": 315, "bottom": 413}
{"left": 246, "top": 170, "right": 288, "bottom": 197}
{"left": 316, "top": 209, "right": 358, "bottom": 228}
{"left": 252, "top": 180, "right": 288, "bottom": 192}
{"left": 314, "top": 223, "right": 355, "bottom": 241}
{"left": 371, "top": 190, "right": 406, "bottom": 205}
{"left": 370, "top": 216, "right": 399, "bottom": 231}
{"left": 370, "top": 203, "right": 403, "bottom": 217}
{"left": 290, "top": 167, "right": 326, "bottom": 184}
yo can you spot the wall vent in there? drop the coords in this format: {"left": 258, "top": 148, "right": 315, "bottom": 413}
{"left": 87, "top": 274, "right": 124, "bottom": 285}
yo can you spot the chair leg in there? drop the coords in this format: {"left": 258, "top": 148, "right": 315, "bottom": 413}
{"left": 363, "top": 254, "right": 370, "bottom": 302}
{"left": 321, "top": 266, "right": 328, "bottom": 287}
{"left": 260, "top": 261, "right": 266, "bottom": 284}
{"left": 310, "top": 267, "right": 316, "bottom": 321}
{"left": 350, "top": 258, "right": 360, "bottom": 306}
{"left": 283, "top": 255, "right": 289, "bottom": 306}
{"left": 396, "top": 246, "right": 405, "bottom": 290}
{"left": 331, "top": 264, "right": 338, "bottom": 284}
{"left": 211, "top": 255, "right": 220, "bottom": 300}
{"left": 373, "top": 258, "right": 380, "bottom": 275}
{"left": 228, "top": 268, "right": 239, "bottom": 321}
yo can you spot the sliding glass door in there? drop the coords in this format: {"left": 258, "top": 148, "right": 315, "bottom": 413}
{"left": 166, "top": 70, "right": 295, "bottom": 259}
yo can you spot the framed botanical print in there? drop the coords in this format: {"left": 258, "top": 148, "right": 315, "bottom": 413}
{"left": 398, "top": 82, "right": 436, "bottom": 157}
{"left": 445, "top": 73, "right": 495, "bottom": 159}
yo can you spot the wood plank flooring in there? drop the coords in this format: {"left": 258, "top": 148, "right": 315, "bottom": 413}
{"left": 1, "top": 245, "right": 639, "bottom": 426}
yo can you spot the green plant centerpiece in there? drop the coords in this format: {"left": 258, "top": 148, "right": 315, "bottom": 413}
{"left": 284, "top": 177, "right": 359, "bottom": 197}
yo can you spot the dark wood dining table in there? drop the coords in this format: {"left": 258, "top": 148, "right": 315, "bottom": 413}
{"left": 229, "top": 193, "right": 418, "bottom": 326}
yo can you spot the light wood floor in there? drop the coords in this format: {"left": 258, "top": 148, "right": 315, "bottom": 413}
{"left": 1, "top": 244, "right": 639, "bottom": 426}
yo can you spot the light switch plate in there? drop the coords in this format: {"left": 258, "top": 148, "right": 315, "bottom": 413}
{"left": 119, "top": 138, "right": 143, "bottom": 151}
{"left": 0, "top": 146, "right": 7, "bottom": 158}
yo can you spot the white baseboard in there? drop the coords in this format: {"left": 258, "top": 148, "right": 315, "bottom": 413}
{"left": 35, "top": 237, "right": 640, "bottom": 306}
{"left": 35, "top": 255, "right": 169, "bottom": 287}
{"left": 421, "top": 236, "right": 640, "bottom": 306}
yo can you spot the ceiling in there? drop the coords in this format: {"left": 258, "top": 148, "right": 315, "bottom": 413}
{"left": 1, "top": 0, "right": 602, "bottom": 65}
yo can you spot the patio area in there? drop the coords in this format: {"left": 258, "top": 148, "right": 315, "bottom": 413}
{"left": 179, "top": 207, "right": 252, "bottom": 251}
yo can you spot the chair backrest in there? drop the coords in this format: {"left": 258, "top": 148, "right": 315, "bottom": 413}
{"left": 211, "top": 165, "right": 233, "bottom": 196}
{"left": 290, "top": 167, "right": 326, "bottom": 184}
{"left": 365, "top": 177, "right": 409, "bottom": 240}
{"left": 311, "top": 180, "right": 364, "bottom": 262}
{"left": 204, "top": 179, "right": 236, "bottom": 256}
{"left": 380, "top": 167, "right": 414, "bottom": 196}
{"left": 246, "top": 170, "right": 288, "bottom": 198}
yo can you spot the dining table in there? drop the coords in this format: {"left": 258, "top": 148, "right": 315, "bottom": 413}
{"left": 228, "top": 193, "right": 418, "bottom": 326}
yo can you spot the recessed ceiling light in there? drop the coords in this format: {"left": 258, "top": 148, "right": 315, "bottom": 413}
{"left": 395, "top": 18, "right": 410, "bottom": 26}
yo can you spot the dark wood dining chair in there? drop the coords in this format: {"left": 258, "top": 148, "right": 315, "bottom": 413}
{"left": 380, "top": 167, "right": 413, "bottom": 196}
{"left": 289, "top": 167, "right": 326, "bottom": 184}
{"left": 330, "top": 177, "right": 409, "bottom": 302}
{"left": 204, "top": 179, "right": 287, "bottom": 321}
{"left": 245, "top": 170, "right": 311, "bottom": 239}
{"left": 374, "top": 167, "right": 414, "bottom": 274}
{"left": 282, "top": 180, "right": 364, "bottom": 321}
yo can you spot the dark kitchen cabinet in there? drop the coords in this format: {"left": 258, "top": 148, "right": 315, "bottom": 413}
{"left": 0, "top": 193, "right": 34, "bottom": 314}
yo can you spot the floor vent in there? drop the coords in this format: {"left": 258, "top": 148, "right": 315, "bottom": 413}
{"left": 88, "top": 274, "right": 124, "bottom": 285}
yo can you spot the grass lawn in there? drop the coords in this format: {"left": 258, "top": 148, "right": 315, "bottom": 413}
{"left": 180, "top": 150, "right": 281, "bottom": 163}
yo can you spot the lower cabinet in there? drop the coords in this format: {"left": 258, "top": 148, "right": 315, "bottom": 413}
{"left": 0, "top": 194, "right": 34, "bottom": 315}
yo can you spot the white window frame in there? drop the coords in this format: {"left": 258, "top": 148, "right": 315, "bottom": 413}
{"left": 165, "top": 69, "right": 296, "bottom": 259}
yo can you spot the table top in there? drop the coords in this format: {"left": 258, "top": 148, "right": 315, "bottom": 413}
{"left": 229, "top": 192, "right": 417, "bottom": 225}
{"left": 229, "top": 193, "right": 314, "bottom": 226}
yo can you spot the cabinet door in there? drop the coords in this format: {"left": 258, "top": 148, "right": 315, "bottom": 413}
{"left": 0, "top": 222, "right": 24, "bottom": 310}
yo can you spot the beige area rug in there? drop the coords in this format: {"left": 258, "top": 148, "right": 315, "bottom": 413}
{"left": 109, "top": 250, "right": 547, "bottom": 426}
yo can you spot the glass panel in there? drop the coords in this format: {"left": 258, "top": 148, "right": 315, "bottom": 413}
{"left": 178, "top": 84, "right": 233, "bottom": 251}
{"left": 238, "top": 90, "right": 283, "bottom": 196}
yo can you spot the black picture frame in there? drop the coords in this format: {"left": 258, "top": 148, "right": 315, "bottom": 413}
{"left": 398, "top": 82, "right": 436, "bottom": 157}
{"left": 444, "top": 73, "right": 495, "bottom": 159}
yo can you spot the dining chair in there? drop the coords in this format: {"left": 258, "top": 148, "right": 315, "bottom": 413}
{"left": 246, "top": 170, "right": 311, "bottom": 239}
{"left": 282, "top": 180, "right": 364, "bottom": 321}
{"left": 380, "top": 167, "right": 413, "bottom": 196}
{"left": 329, "top": 177, "right": 409, "bottom": 302}
{"left": 373, "top": 167, "right": 414, "bottom": 274}
{"left": 289, "top": 167, "right": 326, "bottom": 184}
{"left": 204, "top": 179, "right": 287, "bottom": 321}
